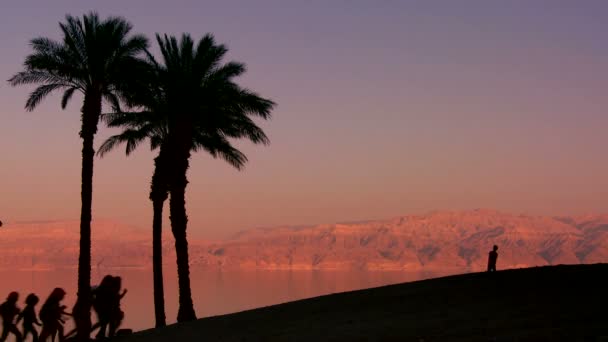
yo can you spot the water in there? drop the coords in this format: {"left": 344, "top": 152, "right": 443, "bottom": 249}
{"left": 0, "top": 267, "right": 442, "bottom": 335}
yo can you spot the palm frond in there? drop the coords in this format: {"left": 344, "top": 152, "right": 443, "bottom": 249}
{"left": 193, "top": 133, "right": 248, "bottom": 170}
{"left": 61, "top": 87, "right": 78, "bottom": 109}
{"left": 97, "top": 126, "right": 153, "bottom": 157}
{"left": 26, "top": 83, "right": 69, "bottom": 111}
{"left": 102, "top": 111, "right": 154, "bottom": 128}
{"left": 97, "top": 135, "right": 124, "bottom": 157}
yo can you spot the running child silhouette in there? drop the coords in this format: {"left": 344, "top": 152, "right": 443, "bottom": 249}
{"left": 16, "top": 293, "right": 42, "bottom": 342}
{"left": 39, "top": 288, "right": 68, "bottom": 342}
{"left": 0, "top": 291, "right": 23, "bottom": 342}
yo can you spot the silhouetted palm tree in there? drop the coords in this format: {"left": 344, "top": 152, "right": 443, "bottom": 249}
{"left": 8, "top": 13, "right": 148, "bottom": 338}
{"left": 97, "top": 66, "right": 170, "bottom": 327}
{"left": 148, "top": 33, "right": 274, "bottom": 322}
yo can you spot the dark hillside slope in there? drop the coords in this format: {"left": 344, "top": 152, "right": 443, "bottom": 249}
{"left": 120, "top": 264, "right": 608, "bottom": 341}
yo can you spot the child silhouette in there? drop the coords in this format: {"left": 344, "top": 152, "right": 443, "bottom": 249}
{"left": 39, "top": 288, "right": 67, "bottom": 342}
{"left": 0, "top": 291, "right": 23, "bottom": 342}
{"left": 17, "top": 293, "right": 42, "bottom": 342}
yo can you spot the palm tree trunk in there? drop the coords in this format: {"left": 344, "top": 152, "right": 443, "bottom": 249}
{"left": 169, "top": 150, "right": 197, "bottom": 322}
{"left": 76, "top": 92, "right": 102, "bottom": 341}
{"left": 150, "top": 152, "right": 168, "bottom": 327}
{"left": 151, "top": 198, "right": 167, "bottom": 327}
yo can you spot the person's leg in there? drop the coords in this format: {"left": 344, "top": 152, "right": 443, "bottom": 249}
{"left": 51, "top": 325, "right": 59, "bottom": 342}
{"left": 38, "top": 327, "right": 49, "bottom": 342}
{"left": 96, "top": 319, "right": 108, "bottom": 339}
{"left": 0, "top": 324, "right": 9, "bottom": 342}
{"left": 108, "top": 320, "right": 116, "bottom": 338}
{"left": 9, "top": 324, "right": 23, "bottom": 342}
{"left": 31, "top": 327, "right": 39, "bottom": 342}
{"left": 109, "top": 310, "right": 124, "bottom": 338}
{"left": 57, "top": 325, "right": 64, "bottom": 342}
{"left": 24, "top": 326, "right": 38, "bottom": 342}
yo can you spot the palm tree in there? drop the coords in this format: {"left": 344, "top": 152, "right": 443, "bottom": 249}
{"left": 97, "top": 80, "right": 263, "bottom": 326}
{"left": 152, "top": 33, "right": 274, "bottom": 322}
{"left": 97, "top": 66, "right": 171, "bottom": 327}
{"left": 8, "top": 13, "right": 148, "bottom": 338}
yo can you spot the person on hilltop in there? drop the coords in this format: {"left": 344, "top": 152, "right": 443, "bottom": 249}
{"left": 16, "top": 293, "right": 42, "bottom": 342}
{"left": 0, "top": 291, "right": 23, "bottom": 342}
{"left": 487, "top": 245, "right": 499, "bottom": 272}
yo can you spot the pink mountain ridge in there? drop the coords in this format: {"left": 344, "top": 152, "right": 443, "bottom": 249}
{"left": 0, "top": 209, "right": 606, "bottom": 272}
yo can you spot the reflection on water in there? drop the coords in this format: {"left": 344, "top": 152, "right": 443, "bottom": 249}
{"left": 0, "top": 267, "right": 443, "bottom": 333}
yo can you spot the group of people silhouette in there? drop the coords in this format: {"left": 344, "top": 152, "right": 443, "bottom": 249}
{"left": 0, "top": 275, "right": 127, "bottom": 342}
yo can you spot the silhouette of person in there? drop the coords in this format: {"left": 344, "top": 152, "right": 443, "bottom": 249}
{"left": 39, "top": 288, "right": 67, "bottom": 342}
{"left": 108, "top": 276, "right": 127, "bottom": 337}
{"left": 16, "top": 293, "right": 41, "bottom": 342}
{"left": 64, "top": 288, "right": 94, "bottom": 341}
{"left": 93, "top": 275, "right": 128, "bottom": 339}
{"left": 0, "top": 291, "right": 23, "bottom": 342}
{"left": 487, "top": 245, "right": 498, "bottom": 272}
{"left": 93, "top": 275, "right": 114, "bottom": 339}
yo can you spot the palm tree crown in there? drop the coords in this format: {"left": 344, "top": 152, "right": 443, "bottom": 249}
{"left": 9, "top": 12, "right": 148, "bottom": 119}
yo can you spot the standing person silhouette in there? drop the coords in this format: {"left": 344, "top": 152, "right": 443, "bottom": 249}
{"left": 16, "top": 293, "right": 42, "bottom": 342}
{"left": 487, "top": 245, "right": 499, "bottom": 272}
{"left": 0, "top": 291, "right": 23, "bottom": 342}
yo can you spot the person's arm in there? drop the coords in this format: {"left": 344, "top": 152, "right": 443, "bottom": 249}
{"left": 16, "top": 310, "right": 24, "bottom": 323}
{"left": 61, "top": 305, "right": 72, "bottom": 315}
{"left": 120, "top": 289, "right": 128, "bottom": 299}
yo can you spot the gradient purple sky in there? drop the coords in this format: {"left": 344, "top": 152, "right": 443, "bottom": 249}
{"left": 1, "top": 0, "right": 607, "bottom": 238}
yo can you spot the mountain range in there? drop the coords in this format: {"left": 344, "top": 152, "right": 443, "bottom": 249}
{"left": 0, "top": 209, "right": 606, "bottom": 272}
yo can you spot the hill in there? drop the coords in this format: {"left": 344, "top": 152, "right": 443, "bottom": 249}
{"left": 118, "top": 264, "right": 608, "bottom": 342}
{"left": 1, "top": 209, "right": 607, "bottom": 271}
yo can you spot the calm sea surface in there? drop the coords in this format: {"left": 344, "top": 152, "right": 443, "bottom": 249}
{"left": 0, "top": 267, "right": 444, "bottom": 334}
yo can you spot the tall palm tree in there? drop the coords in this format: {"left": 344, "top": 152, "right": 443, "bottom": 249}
{"left": 8, "top": 13, "right": 148, "bottom": 338}
{"left": 97, "top": 80, "right": 261, "bottom": 326}
{"left": 97, "top": 67, "right": 171, "bottom": 328}
{"left": 152, "top": 33, "right": 274, "bottom": 322}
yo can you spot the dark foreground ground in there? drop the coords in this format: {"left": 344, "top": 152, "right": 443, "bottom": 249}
{"left": 118, "top": 264, "right": 608, "bottom": 342}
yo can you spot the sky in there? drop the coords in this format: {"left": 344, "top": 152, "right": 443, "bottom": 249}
{"left": 1, "top": 0, "right": 607, "bottom": 238}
